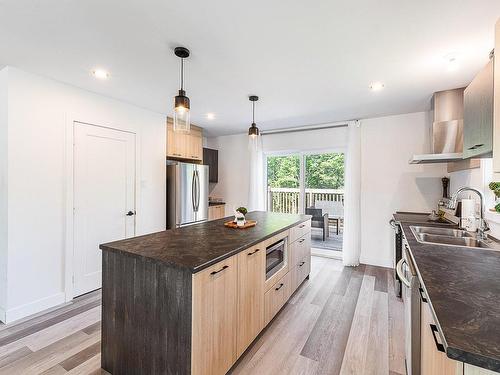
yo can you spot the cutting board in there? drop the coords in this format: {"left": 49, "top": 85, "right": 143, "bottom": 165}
{"left": 224, "top": 220, "right": 257, "bottom": 229}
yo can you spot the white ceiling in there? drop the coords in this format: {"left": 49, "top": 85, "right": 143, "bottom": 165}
{"left": 0, "top": 0, "right": 499, "bottom": 136}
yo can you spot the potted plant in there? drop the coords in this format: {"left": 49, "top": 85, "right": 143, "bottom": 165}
{"left": 488, "top": 182, "right": 500, "bottom": 213}
{"left": 234, "top": 207, "right": 248, "bottom": 227}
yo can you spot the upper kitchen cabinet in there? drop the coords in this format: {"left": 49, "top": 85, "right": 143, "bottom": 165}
{"left": 203, "top": 148, "right": 218, "bottom": 183}
{"left": 463, "top": 57, "right": 494, "bottom": 159}
{"left": 494, "top": 19, "right": 500, "bottom": 173}
{"left": 166, "top": 117, "right": 203, "bottom": 161}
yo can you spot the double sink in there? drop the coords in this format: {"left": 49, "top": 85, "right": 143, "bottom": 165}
{"left": 410, "top": 226, "right": 499, "bottom": 250}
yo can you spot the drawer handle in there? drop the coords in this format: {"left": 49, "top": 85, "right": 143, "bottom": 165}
{"left": 191, "top": 155, "right": 198, "bottom": 158}
{"left": 210, "top": 265, "right": 229, "bottom": 275}
{"left": 275, "top": 283, "right": 284, "bottom": 291}
{"left": 299, "top": 224, "right": 306, "bottom": 228}
{"left": 299, "top": 261, "right": 305, "bottom": 267}
{"left": 468, "top": 143, "right": 484, "bottom": 150}
{"left": 173, "top": 153, "right": 182, "bottom": 156}
{"left": 430, "top": 324, "right": 445, "bottom": 353}
{"left": 419, "top": 287, "right": 427, "bottom": 303}
{"left": 247, "top": 249, "right": 260, "bottom": 256}
{"left": 298, "top": 239, "right": 305, "bottom": 243}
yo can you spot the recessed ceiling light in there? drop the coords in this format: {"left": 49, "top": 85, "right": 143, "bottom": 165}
{"left": 206, "top": 113, "right": 215, "bottom": 120}
{"left": 369, "top": 82, "right": 384, "bottom": 91}
{"left": 92, "top": 69, "right": 110, "bottom": 80}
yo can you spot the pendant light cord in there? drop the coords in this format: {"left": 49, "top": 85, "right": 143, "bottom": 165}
{"left": 180, "top": 58, "right": 184, "bottom": 91}
{"left": 252, "top": 101, "right": 255, "bottom": 124}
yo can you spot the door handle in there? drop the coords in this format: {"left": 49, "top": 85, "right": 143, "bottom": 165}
{"left": 299, "top": 261, "right": 305, "bottom": 267}
{"left": 275, "top": 283, "right": 284, "bottom": 291}
{"left": 191, "top": 172, "right": 197, "bottom": 212}
{"left": 210, "top": 265, "right": 229, "bottom": 275}
{"left": 247, "top": 249, "right": 260, "bottom": 256}
{"left": 430, "top": 324, "right": 445, "bottom": 353}
{"left": 126, "top": 211, "right": 136, "bottom": 216}
{"left": 468, "top": 143, "right": 484, "bottom": 150}
{"left": 396, "top": 258, "right": 411, "bottom": 288}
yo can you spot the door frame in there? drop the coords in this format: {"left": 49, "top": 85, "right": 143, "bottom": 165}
{"left": 64, "top": 114, "right": 140, "bottom": 302}
{"left": 264, "top": 147, "right": 346, "bottom": 214}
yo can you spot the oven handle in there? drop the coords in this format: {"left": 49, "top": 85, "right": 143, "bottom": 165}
{"left": 396, "top": 258, "right": 411, "bottom": 288}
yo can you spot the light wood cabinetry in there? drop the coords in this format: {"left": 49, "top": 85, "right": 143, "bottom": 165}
{"left": 420, "top": 300, "right": 463, "bottom": 375}
{"left": 208, "top": 204, "right": 225, "bottom": 221}
{"left": 237, "top": 245, "right": 265, "bottom": 356}
{"left": 192, "top": 219, "right": 311, "bottom": 374}
{"left": 192, "top": 255, "right": 238, "bottom": 375}
{"left": 264, "top": 271, "right": 292, "bottom": 325}
{"left": 494, "top": 19, "right": 500, "bottom": 173}
{"left": 166, "top": 118, "right": 203, "bottom": 161}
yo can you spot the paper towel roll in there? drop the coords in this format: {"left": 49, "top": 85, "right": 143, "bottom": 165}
{"left": 461, "top": 198, "right": 475, "bottom": 218}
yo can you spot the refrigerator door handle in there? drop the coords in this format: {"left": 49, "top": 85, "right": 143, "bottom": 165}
{"left": 195, "top": 170, "right": 200, "bottom": 211}
{"left": 191, "top": 171, "right": 197, "bottom": 212}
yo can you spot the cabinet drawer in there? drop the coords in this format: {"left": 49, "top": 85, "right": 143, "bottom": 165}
{"left": 264, "top": 272, "right": 291, "bottom": 325}
{"left": 290, "top": 234, "right": 311, "bottom": 267}
{"left": 290, "top": 220, "right": 311, "bottom": 243}
{"left": 291, "top": 255, "right": 310, "bottom": 293}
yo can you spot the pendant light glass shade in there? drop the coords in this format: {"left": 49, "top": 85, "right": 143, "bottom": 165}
{"left": 173, "top": 47, "right": 191, "bottom": 133}
{"left": 174, "top": 90, "right": 190, "bottom": 132}
{"left": 248, "top": 95, "right": 259, "bottom": 138}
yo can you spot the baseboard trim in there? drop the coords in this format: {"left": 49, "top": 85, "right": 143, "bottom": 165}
{"left": 4, "top": 292, "right": 66, "bottom": 324}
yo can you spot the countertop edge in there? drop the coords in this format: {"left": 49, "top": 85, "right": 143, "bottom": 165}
{"left": 100, "top": 214, "right": 312, "bottom": 274}
{"left": 397, "top": 217, "right": 500, "bottom": 372}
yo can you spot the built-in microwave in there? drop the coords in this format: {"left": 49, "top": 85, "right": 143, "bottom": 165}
{"left": 266, "top": 239, "right": 286, "bottom": 279}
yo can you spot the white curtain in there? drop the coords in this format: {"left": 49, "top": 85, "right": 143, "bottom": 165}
{"left": 248, "top": 135, "right": 265, "bottom": 211}
{"left": 342, "top": 121, "right": 362, "bottom": 266}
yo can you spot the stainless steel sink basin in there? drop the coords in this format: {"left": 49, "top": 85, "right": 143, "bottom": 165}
{"left": 411, "top": 226, "right": 472, "bottom": 238}
{"left": 415, "top": 233, "right": 491, "bottom": 248}
{"left": 410, "top": 226, "right": 499, "bottom": 250}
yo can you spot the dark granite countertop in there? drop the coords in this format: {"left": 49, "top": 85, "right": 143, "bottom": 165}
{"left": 100, "top": 211, "right": 311, "bottom": 273}
{"left": 395, "top": 213, "right": 500, "bottom": 371}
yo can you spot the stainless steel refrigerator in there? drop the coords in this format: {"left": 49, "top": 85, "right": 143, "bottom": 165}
{"left": 167, "top": 162, "right": 209, "bottom": 228}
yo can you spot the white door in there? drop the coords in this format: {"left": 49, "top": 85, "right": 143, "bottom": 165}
{"left": 73, "top": 122, "right": 136, "bottom": 296}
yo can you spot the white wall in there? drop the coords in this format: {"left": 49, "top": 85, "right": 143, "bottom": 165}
{"left": 0, "top": 68, "right": 8, "bottom": 318}
{"left": 2, "top": 67, "right": 166, "bottom": 323}
{"left": 359, "top": 112, "right": 447, "bottom": 267}
{"left": 209, "top": 112, "right": 448, "bottom": 268}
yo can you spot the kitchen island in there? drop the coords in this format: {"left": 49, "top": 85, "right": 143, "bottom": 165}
{"left": 99, "top": 211, "right": 312, "bottom": 375}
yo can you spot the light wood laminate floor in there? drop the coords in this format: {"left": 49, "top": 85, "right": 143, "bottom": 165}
{"left": 0, "top": 257, "right": 405, "bottom": 375}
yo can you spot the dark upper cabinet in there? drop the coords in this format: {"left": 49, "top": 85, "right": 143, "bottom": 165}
{"left": 463, "top": 58, "right": 494, "bottom": 159}
{"left": 203, "top": 148, "right": 218, "bottom": 183}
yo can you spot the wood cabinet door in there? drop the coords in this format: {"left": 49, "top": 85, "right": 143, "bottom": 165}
{"left": 192, "top": 256, "right": 238, "bottom": 375}
{"left": 464, "top": 364, "right": 499, "bottom": 375}
{"left": 421, "top": 301, "right": 463, "bottom": 375}
{"left": 237, "top": 245, "right": 265, "bottom": 356}
{"left": 291, "top": 255, "right": 311, "bottom": 293}
{"left": 189, "top": 132, "right": 203, "bottom": 160}
{"left": 264, "top": 272, "right": 292, "bottom": 325}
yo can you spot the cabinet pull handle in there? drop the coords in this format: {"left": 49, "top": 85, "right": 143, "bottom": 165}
{"left": 173, "top": 153, "right": 182, "bottom": 156}
{"left": 275, "top": 283, "right": 284, "bottom": 291}
{"left": 247, "top": 249, "right": 260, "bottom": 256}
{"left": 298, "top": 239, "right": 305, "bottom": 243}
{"left": 430, "top": 324, "right": 445, "bottom": 353}
{"left": 210, "top": 265, "right": 229, "bottom": 275}
{"left": 468, "top": 143, "right": 484, "bottom": 150}
{"left": 299, "top": 224, "right": 305, "bottom": 228}
{"left": 299, "top": 261, "right": 305, "bottom": 267}
{"left": 419, "top": 287, "right": 427, "bottom": 303}
{"left": 191, "top": 155, "right": 198, "bottom": 158}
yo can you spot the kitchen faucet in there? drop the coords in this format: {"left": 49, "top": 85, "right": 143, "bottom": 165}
{"left": 448, "top": 187, "right": 490, "bottom": 240}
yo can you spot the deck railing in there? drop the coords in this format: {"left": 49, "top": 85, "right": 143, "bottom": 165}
{"left": 267, "top": 187, "right": 344, "bottom": 214}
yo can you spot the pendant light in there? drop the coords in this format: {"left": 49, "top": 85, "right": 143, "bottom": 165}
{"left": 248, "top": 95, "right": 259, "bottom": 137}
{"left": 173, "top": 47, "right": 191, "bottom": 132}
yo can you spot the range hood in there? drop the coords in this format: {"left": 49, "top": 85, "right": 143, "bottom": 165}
{"left": 409, "top": 89, "right": 465, "bottom": 164}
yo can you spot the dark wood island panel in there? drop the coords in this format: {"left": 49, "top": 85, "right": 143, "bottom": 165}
{"left": 101, "top": 251, "right": 193, "bottom": 374}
